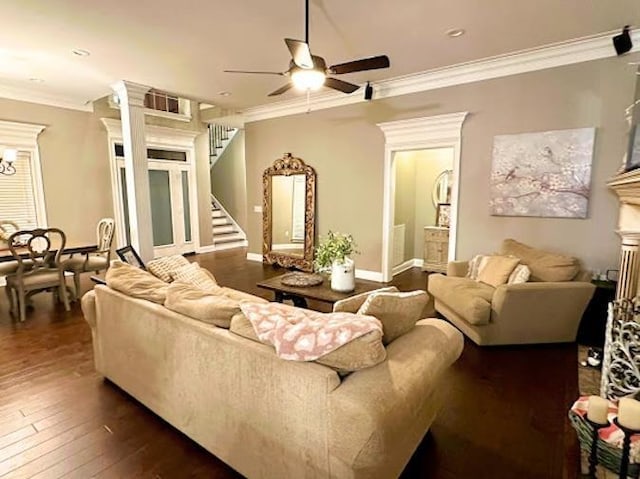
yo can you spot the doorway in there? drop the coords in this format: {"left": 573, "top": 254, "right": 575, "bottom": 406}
{"left": 392, "top": 148, "right": 454, "bottom": 275}
{"left": 378, "top": 112, "right": 467, "bottom": 282}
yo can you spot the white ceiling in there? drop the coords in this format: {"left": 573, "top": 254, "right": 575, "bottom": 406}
{"left": 0, "top": 0, "right": 638, "bottom": 111}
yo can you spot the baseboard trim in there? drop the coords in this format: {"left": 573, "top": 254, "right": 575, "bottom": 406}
{"left": 196, "top": 244, "right": 218, "bottom": 254}
{"left": 246, "top": 252, "right": 263, "bottom": 262}
{"left": 392, "top": 258, "right": 424, "bottom": 276}
{"left": 355, "top": 269, "right": 384, "bottom": 282}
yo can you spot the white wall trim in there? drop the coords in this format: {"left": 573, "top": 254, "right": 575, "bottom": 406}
{"left": 355, "top": 269, "right": 384, "bottom": 282}
{"left": 392, "top": 258, "right": 424, "bottom": 276}
{"left": 219, "top": 29, "right": 640, "bottom": 124}
{"left": 101, "top": 118, "right": 200, "bottom": 149}
{"left": 0, "top": 82, "right": 94, "bottom": 112}
{"left": 378, "top": 112, "right": 467, "bottom": 282}
{"left": 246, "top": 252, "right": 263, "bottom": 262}
{"left": 0, "top": 120, "right": 48, "bottom": 228}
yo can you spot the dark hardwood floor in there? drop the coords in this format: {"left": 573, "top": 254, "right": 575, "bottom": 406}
{"left": 0, "top": 249, "right": 580, "bottom": 478}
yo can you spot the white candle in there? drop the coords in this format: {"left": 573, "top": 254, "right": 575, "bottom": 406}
{"left": 587, "top": 395, "right": 609, "bottom": 425}
{"left": 618, "top": 398, "right": 640, "bottom": 430}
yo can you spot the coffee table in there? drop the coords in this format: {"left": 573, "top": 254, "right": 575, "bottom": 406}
{"left": 256, "top": 273, "right": 379, "bottom": 309}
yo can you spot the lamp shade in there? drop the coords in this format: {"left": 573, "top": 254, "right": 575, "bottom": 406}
{"left": 291, "top": 69, "right": 325, "bottom": 91}
{"left": 3, "top": 149, "right": 17, "bottom": 164}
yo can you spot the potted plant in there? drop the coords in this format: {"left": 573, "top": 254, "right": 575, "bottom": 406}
{"left": 314, "top": 231, "right": 359, "bottom": 292}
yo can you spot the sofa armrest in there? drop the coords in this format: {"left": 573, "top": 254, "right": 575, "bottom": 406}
{"left": 328, "top": 319, "right": 463, "bottom": 475}
{"left": 447, "top": 260, "right": 468, "bottom": 277}
{"left": 490, "top": 281, "right": 596, "bottom": 342}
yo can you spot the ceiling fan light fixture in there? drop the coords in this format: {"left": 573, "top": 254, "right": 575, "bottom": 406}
{"left": 291, "top": 68, "right": 326, "bottom": 91}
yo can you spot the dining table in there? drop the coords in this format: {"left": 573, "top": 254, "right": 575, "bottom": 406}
{"left": 0, "top": 244, "right": 98, "bottom": 263}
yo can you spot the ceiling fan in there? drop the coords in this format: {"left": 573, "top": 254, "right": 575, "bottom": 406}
{"left": 224, "top": 0, "right": 390, "bottom": 97}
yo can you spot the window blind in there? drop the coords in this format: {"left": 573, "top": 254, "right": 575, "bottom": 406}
{"left": 0, "top": 152, "right": 38, "bottom": 230}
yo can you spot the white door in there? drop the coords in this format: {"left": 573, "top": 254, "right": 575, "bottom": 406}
{"left": 116, "top": 154, "right": 195, "bottom": 257}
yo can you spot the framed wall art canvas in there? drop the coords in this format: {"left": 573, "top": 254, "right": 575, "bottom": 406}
{"left": 626, "top": 124, "right": 640, "bottom": 172}
{"left": 436, "top": 203, "right": 451, "bottom": 228}
{"left": 489, "top": 127, "right": 595, "bottom": 218}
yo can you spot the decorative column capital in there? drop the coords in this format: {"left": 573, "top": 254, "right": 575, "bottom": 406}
{"left": 111, "top": 80, "right": 150, "bottom": 108}
{"left": 617, "top": 230, "right": 640, "bottom": 246}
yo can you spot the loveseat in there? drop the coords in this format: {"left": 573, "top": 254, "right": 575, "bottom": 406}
{"left": 428, "top": 239, "right": 595, "bottom": 346}
{"left": 81, "top": 261, "right": 463, "bottom": 479}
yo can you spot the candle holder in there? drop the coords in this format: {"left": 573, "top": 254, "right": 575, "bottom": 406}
{"left": 586, "top": 418, "right": 610, "bottom": 478}
{"left": 613, "top": 418, "right": 640, "bottom": 479}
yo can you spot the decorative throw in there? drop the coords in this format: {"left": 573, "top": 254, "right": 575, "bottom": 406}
{"left": 170, "top": 263, "right": 218, "bottom": 291}
{"left": 239, "top": 302, "right": 382, "bottom": 362}
{"left": 147, "top": 255, "right": 190, "bottom": 282}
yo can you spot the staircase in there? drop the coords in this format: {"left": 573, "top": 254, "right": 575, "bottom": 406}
{"left": 210, "top": 195, "right": 247, "bottom": 250}
{"left": 208, "top": 124, "right": 238, "bottom": 169}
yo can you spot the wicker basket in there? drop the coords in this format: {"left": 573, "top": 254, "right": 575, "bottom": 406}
{"left": 569, "top": 410, "right": 640, "bottom": 476}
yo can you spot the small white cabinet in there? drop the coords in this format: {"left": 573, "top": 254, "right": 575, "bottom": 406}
{"left": 422, "top": 226, "right": 449, "bottom": 273}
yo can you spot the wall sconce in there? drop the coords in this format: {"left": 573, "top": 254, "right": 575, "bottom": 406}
{"left": 0, "top": 149, "right": 18, "bottom": 176}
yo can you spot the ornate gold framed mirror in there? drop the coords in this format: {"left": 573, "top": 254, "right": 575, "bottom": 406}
{"left": 263, "top": 153, "right": 316, "bottom": 271}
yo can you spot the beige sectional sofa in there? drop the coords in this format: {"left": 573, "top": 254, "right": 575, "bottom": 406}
{"left": 82, "top": 279, "right": 463, "bottom": 479}
{"left": 428, "top": 239, "right": 596, "bottom": 346}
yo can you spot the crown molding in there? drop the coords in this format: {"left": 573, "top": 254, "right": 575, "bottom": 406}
{"left": 0, "top": 83, "right": 94, "bottom": 112}
{"left": 100, "top": 118, "right": 200, "bottom": 148}
{"left": 0, "top": 120, "right": 47, "bottom": 147}
{"left": 377, "top": 112, "right": 468, "bottom": 147}
{"left": 232, "top": 29, "right": 640, "bottom": 124}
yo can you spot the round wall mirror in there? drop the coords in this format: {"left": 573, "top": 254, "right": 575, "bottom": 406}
{"left": 432, "top": 170, "right": 453, "bottom": 207}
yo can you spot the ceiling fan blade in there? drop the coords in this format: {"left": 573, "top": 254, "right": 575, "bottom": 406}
{"left": 284, "top": 38, "right": 314, "bottom": 69}
{"left": 329, "top": 55, "right": 390, "bottom": 75}
{"left": 324, "top": 77, "right": 360, "bottom": 94}
{"left": 224, "top": 69, "right": 285, "bottom": 75}
{"left": 268, "top": 83, "right": 294, "bottom": 97}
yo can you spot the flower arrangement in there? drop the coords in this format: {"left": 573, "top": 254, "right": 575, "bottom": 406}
{"left": 314, "top": 231, "right": 359, "bottom": 273}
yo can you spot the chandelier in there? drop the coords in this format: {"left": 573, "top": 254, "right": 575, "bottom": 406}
{"left": 0, "top": 149, "right": 17, "bottom": 176}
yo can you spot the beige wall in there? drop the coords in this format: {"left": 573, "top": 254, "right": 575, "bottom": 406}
{"left": 0, "top": 98, "right": 112, "bottom": 245}
{"left": 245, "top": 56, "right": 635, "bottom": 273}
{"left": 210, "top": 130, "right": 247, "bottom": 232}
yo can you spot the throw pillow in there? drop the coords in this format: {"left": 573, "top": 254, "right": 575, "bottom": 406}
{"left": 229, "top": 311, "right": 386, "bottom": 373}
{"left": 170, "top": 263, "right": 218, "bottom": 291}
{"left": 164, "top": 282, "right": 242, "bottom": 328}
{"left": 467, "top": 255, "right": 490, "bottom": 280}
{"left": 332, "top": 286, "right": 399, "bottom": 313}
{"left": 476, "top": 255, "right": 520, "bottom": 288}
{"left": 357, "top": 290, "right": 429, "bottom": 345}
{"left": 105, "top": 260, "right": 169, "bottom": 304}
{"left": 146, "top": 255, "right": 190, "bottom": 283}
{"left": 508, "top": 264, "right": 531, "bottom": 285}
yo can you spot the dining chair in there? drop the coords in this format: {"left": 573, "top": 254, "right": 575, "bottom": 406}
{"left": 62, "top": 218, "right": 115, "bottom": 299}
{"left": 5, "top": 228, "right": 70, "bottom": 322}
{"left": 0, "top": 220, "right": 26, "bottom": 276}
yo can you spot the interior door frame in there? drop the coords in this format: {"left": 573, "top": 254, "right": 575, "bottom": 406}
{"left": 377, "top": 112, "right": 468, "bottom": 282}
{"left": 101, "top": 118, "right": 200, "bottom": 256}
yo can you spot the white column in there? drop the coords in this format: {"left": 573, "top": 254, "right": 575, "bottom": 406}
{"left": 616, "top": 231, "right": 640, "bottom": 300}
{"left": 111, "top": 81, "right": 154, "bottom": 262}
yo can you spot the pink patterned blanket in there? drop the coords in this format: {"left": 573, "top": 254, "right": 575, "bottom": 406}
{"left": 239, "top": 301, "right": 382, "bottom": 361}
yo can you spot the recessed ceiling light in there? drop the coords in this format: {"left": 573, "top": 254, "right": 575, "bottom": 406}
{"left": 28, "top": 78, "right": 44, "bottom": 83}
{"left": 71, "top": 48, "right": 91, "bottom": 57}
{"left": 218, "top": 91, "right": 231, "bottom": 97}
{"left": 446, "top": 28, "right": 465, "bottom": 38}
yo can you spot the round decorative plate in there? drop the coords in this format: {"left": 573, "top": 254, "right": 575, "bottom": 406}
{"left": 280, "top": 272, "right": 324, "bottom": 287}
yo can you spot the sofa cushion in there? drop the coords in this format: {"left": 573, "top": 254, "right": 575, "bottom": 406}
{"left": 476, "top": 255, "right": 520, "bottom": 288}
{"left": 501, "top": 238, "right": 579, "bottom": 282}
{"left": 333, "top": 286, "right": 399, "bottom": 313}
{"left": 164, "top": 282, "right": 243, "bottom": 328}
{"left": 105, "top": 260, "right": 169, "bottom": 304}
{"left": 356, "top": 290, "right": 428, "bottom": 345}
{"left": 230, "top": 311, "right": 386, "bottom": 373}
{"left": 170, "top": 263, "right": 218, "bottom": 291}
{"left": 147, "top": 255, "right": 190, "bottom": 282}
{"left": 428, "top": 274, "right": 494, "bottom": 325}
